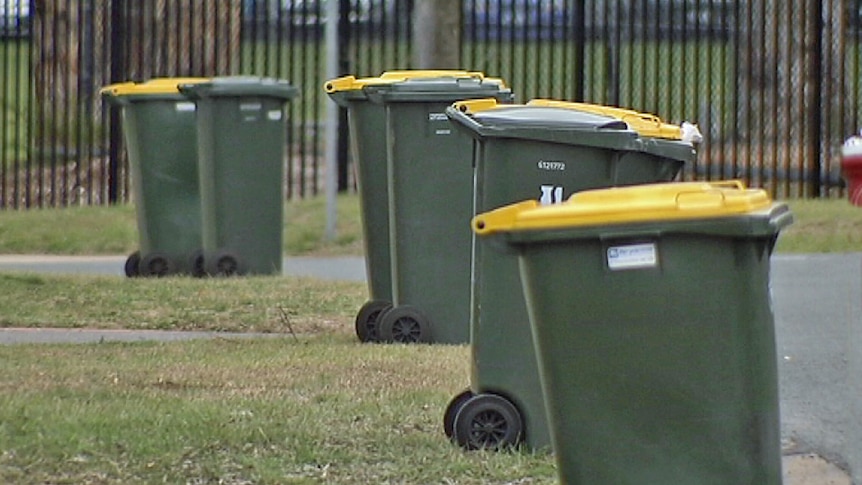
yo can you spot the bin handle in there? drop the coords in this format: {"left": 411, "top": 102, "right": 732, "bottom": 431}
{"left": 324, "top": 76, "right": 360, "bottom": 93}
{"left": 446, "top": 103, "right": 482, "bottom": 133}
{"left": 672, "top": 181, "right": 750, "bottom": 211}
{"left": 708, "top": 180, "right": 746, "bottom": 190}
{"left": 674, "top": 189, "right": 727, "bottom": 211}
{"left": 472, "top": 200, "right": 539, "bottom": 235}
{"left": 452, "top": 98, "right": 502, "bottom": 115}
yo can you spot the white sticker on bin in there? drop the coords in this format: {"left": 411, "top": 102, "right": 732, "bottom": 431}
{"left": 267, "top": 110, "right": 282, "bottom": 121}
{"left": 607, "top": 243, "right": 657, "bottom": 271}
{"left": 175, "top": 102, "right": 196, "bottom": 112}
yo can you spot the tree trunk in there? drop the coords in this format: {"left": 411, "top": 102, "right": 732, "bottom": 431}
{"left": 122, "top": 0, "right": 242, "bottom": 80}
{"left": 33, "top": 0, "right": 83, "bottom": 155}
{"left": 413, "top": 0, "right": 461, "bottom": 69}
{"left": 32, "top": 0, "right": 242, "bottom": 150}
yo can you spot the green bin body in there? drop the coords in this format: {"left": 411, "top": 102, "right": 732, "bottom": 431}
{"left": 444, "top": 99, "right": 694, "bottom": 450}
{"left": 324, "top": 71, "right": 493, "bottom": 341}
{"left": 101, "top": 78, "right": 209, "bottom": 277}
{"left": 474, "top": 182, "right": 792, "bottom": 484}
{"left": 179, "top": 77, "right": 298, "bottom": 276}
{"left": 362, "top": 74, "right": 513, "bottom": 344}
{"left": 325, "top": 84, "right": 392, "bottom": 328}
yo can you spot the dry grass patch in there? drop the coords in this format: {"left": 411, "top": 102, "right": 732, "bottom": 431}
{"left": 0, "top": 273, "right": 366, "bottom": 333}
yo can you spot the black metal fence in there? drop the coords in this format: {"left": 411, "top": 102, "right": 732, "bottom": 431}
{"left": 0, "top": 0, "right": 859, "bottom": 209}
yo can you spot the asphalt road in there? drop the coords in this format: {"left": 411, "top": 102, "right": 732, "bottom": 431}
{"left": 0, "top": 252, "right": 859, "bottom": 483}
{"left": 772, "top": 252, "right": 861, "bottom": 484}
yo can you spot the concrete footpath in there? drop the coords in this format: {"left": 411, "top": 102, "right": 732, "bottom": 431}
{"left": 0, "top": 253, "right": 858, "bottom": 484}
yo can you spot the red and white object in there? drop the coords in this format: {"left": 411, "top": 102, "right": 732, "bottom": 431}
{"left": 841, "top": 134, "right": 862, "bottom": 206}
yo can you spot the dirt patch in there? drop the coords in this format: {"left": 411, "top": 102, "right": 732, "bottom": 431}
{"left": 783, "top": 454, "right": 851, "bottom": 485}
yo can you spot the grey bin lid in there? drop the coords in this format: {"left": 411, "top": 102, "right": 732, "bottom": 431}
{"left": 472, "top": 105, "right": 630, "bottom": 131}
{"left": 178, "top": 76, "right": 299, "bottom": 100}
{"left": 448, "top": 104, "right": 643, "bottom": 150}
{"left": 364, "top": 76, "right": 513, "bottom": 103}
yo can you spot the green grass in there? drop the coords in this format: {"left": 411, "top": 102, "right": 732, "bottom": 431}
{"left": 0, "top": 193, "right": 362, "bottom": 256}
{"left": 0, "top": 192, "right": 859, "bottom": 256}
{"left": 0, "top": 271, "right": 557, "bottom": 483}
{"left": 773, "top": 198, "right": 862, "bottom": 254}
{"left": 0, "top": 336, "right": 558, "bottom": 484}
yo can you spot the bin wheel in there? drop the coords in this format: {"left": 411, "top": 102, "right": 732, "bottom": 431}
{"left": 190, "top": 250, "right": 206, "bottom": 278}
{"left": 140, "top": 253, "right": 174, "bottom": 277}
{"left": 443, "top": 388, "right": 475, "bottom": 439}
{"left": 210, "top": 251, "right": 243, "bottom": 277}
{"left": 354, "top": 300, "right": 392, "bottom": 343}
{"left": 378, "top": 305, "right": 431, "bottom": 344}
{"left": 124, "top": 251, "right": 141, "bottom": 278}
{"left": 453, "top": 393, "right": 524, "bottom": 451}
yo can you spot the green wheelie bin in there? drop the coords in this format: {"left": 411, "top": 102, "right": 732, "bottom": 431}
{"left": 101, "top": 78, "right": 210, "bottom": 277}
{"left": 443, "top": 98, "right": 696, "bottom": 451}
{"left": 324, "top": 70, "right": 489, "bottom": 343}
{"left": 179, "top": 77, "right": 298, "bottom": 276}
{"left": 354, "top": 73, "right": 513, "bottom": 344}
{"left": 473, "top": 181, "right": 793, "bottom": 484}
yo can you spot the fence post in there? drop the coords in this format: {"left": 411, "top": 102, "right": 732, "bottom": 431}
{"left": 806, "top": 0, "right": 823, "bottom": 198}
{"left": 336, "top": 0, "right": 351, "bottom": 192}
{"left": 107, "top": 0, "right": 126, "bottom": 204}
{"left": 572, "top": 0, "right": 586, "bottom": 101}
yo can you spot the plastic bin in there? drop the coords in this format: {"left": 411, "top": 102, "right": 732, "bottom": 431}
{"left": 179, "top": 77, "right": 298, "bottom": 276}
{"left": 101, "top": 78, "right": 210, "bottom": 277}
{"left": 333, "top": 72, "right": 513, "bottom": 344}
{"left": 473, "top": 181, "right": 792, "bottom": 484}
{"left": 324, "top": 70, "right": 488, "bottom": 342}
{"left": 443, "top": 98, "right": 695, "bottom": 450}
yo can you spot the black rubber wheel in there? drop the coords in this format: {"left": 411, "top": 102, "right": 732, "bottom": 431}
{"left": 139, "top": 253, "right": 174, "bottom": 277}
{"left": 190, "top": 250, "right": 206, "bottom": 278}
{"left": 443, "top": 388, "right": 475, "bottom": 439}
{"left": 208, "top": 251, "right": 243, "bottom": 277}
{"left": 378, "top": 305, "right": 431, "bottom": 344}
{"left": 124, "top": 250, "right": 141, "bottom": 278}
{"left": 453, "top": 393, "right": 524, "bottom": 451}
{"left": 354, "top": 300, "right": 392, "bottom": 343}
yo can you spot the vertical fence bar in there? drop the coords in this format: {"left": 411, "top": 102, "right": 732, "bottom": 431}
{"left": 336, "top": 0, "right": 351, "bottom": 191}
{"left": 769, "top": 0, "right": 780, "bottom": 197}
{"left": 808, "top": 0, "right": 823, "bottom": 197}
{"left": 4, "top": 0, "right": 859, "bottom": 207}
{"left": 107, "top": 0, "right": 126, "bottom": 204}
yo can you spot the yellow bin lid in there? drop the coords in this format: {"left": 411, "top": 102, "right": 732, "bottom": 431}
{"left": 473, "top": 181, "right": 773, "bottom": 235}
{"left": 100, "top": 77, "right": 211, "bottom": 97}
{"left": 324, "top": 70, "right": 506, "bottom": 93}
{"left": 527, "top": 99, "right": 682, "bottom": 140}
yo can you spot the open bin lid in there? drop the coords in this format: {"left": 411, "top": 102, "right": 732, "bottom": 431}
{"left": 100, "top": 77, "right": 210, "bottom": 103}
{"left": 473, "top": 181, "right": 793, "bottom": 240}
{"left": 178, "top": 76, "right": 299, "bottom": 101}
{"left": 325, "top": 70, "right": 511, "bottom": 105}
